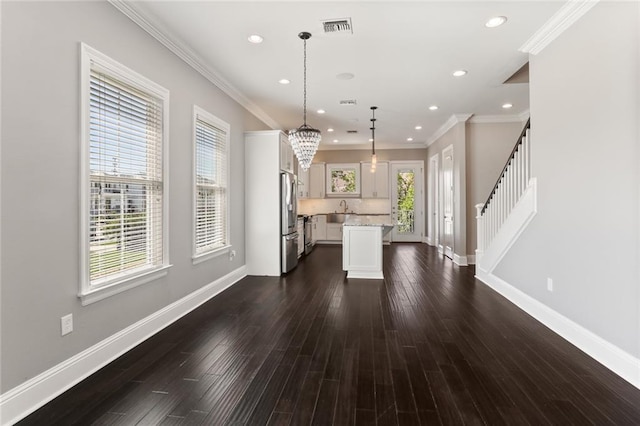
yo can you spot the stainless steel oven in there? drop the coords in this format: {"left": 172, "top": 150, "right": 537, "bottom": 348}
{"left": 304, "top": 216, "right": 313, "bottom": 255}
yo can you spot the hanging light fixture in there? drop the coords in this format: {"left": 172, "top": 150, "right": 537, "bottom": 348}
{"left": 370, "top": 106, "right": 378, "bottom": 173}
{"left": 289, "top": 32, "right": 321, "bottom": 171}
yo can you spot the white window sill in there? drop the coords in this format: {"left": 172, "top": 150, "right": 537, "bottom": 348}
{"left": 192, "top": 245, "right": 231, "bottom": 265}
{"left": 79, "top": 265, "right": 172, "bottom": 306}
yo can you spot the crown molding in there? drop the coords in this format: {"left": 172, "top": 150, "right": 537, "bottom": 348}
{"left": 469, "top": 114, "right": 525, "bottom": 124}
{"left": 426, "top": 114, "right": 472, "bottom": 147}
{"left": 519, "top": 0, "right": 599, "bottom": 55}
{"left": 108, "top": 0, "right": 280, "bottom": 130}
{"left": 317, "top": 142, "right": 426, "bottom": 151}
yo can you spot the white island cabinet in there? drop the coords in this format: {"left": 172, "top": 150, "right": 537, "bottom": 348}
{"left": 342, "top": 215, "right": 394, "bottom": 279}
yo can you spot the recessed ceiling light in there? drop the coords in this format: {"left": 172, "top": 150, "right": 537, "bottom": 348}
{"left": 369, "top": 138, "right": 373, "bottom": 142}
{"left": 247, "top": 34, "right": 263, "bottom": 44}
{"left": 407, "top": 138, "right": 414, "bottom": 142}
{"left": 453, "top": 70, "right": 467, "bottom": 77}
{"left": 502, "top": 103, "right": 513, "bottom": 109}
{"left": 429, "top": 105, "right": 439, "bottom": 111}
{"left": 317, "top": 109, "right": 326, "bottom": 114}
{"left": 327, "top": 128, "right": 334, "bottom": 132}
{"left": 485, "top": 16, "right": 507, "bottom": 28}
{"left": 278, "top": 79, "right": 290, "bottom": 85}
{"left": 336, "top": 72, "right": 355, "bottom": 80}
{"left": 415, "top": 125, "right": 422, "bottom": 130}
{"left": 333, "top": 139, "right": 339, "bottom": 143}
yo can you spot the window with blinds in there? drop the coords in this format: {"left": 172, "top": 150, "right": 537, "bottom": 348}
{"left": 82, "top": 45, "right": 169, "bottom": 294}
{"left": 194, "top": 107, "right": 229, "bottom": 257}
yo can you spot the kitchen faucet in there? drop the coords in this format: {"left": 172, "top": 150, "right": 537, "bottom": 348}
{"left": 339, "top": 199, "right": 348, "bottom": 213}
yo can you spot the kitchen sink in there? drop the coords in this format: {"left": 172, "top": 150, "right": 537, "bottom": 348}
{"left": 327, "top": 213, "right": 348, "bottom": 223}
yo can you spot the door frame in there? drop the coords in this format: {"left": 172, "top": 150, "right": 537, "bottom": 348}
{"left": 389, "top": 160, "right": 424, "bottom": 242}
{"left": 428, "top": 153, "right": 439, "bottom": 247}
{"left": 441, "top": 145, "right": 454, "bottom": 258}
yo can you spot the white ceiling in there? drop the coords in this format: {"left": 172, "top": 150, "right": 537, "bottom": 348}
{"left": 121, "top": 1, "right": 565, "bottom": 149}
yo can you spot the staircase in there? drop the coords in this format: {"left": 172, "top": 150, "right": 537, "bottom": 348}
{"left": 475, "top": 119, "right": 537, "bottom": 279}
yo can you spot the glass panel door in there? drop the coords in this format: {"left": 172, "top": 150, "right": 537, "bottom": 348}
{"left": 391, "top": 162, "right": 423, "bottom": 242}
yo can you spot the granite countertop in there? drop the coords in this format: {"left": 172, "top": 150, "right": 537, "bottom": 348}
{"left": 343, "top": 214, "right": 394, "bottom": 227}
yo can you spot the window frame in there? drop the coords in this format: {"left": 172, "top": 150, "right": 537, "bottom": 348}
{"left": 79, "top": 43, "right": 171, "bottom": 305}
{"left": 192, "top": 106, "right": 231, "bottom": 264}
{"left": 326, "top": 163, "right": 361, "bottom": 197}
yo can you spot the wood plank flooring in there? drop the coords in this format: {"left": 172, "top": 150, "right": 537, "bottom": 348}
{"left": 18, "top": 244, "right": 640, "bottom": 425}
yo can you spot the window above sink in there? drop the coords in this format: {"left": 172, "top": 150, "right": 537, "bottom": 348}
{"left": 326, "top": 163, "right": 360, "bottom": 197}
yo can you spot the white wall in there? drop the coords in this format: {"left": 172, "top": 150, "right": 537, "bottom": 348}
{"left": 493, "top": 2, "right": 639, "bottom": 357}
{"left": 0, "top": 1, "right": 268, "bottom": 393}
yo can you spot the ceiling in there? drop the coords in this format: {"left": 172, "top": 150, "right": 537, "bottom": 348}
{"left": 120, "top": 1, "right": 565, "bottom": 149}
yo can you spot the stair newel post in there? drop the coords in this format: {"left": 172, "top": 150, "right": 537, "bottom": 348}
{"left": 476, "top": 203, "right": 485, "bottom": 256}
{"left": 476, "top": 203, "right": 485, "bottom": 267}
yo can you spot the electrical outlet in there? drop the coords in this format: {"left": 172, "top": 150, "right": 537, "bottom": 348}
{"left": 61, "top": 314, "right": 73, "bottom": 336}
{"left": 547, "top": 278, "right": 554, "bottom": 292}
{"left": 229, "top": 250, "right": 236, "bottom": 261}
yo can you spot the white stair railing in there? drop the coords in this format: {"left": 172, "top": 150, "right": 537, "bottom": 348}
{"left": 476, "top": 119, "right": 531, "bottom": 257}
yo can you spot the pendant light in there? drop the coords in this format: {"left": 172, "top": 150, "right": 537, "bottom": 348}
{"left": 289, "top": 32, "right": 321, "bottom": 171}
{"left": 370, "top": 106, "right": 378, "bottom": 173}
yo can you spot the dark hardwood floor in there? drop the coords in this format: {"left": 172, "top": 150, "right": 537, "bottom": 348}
{"left": 19, "top": 244, "right": 640, "bottom": 425}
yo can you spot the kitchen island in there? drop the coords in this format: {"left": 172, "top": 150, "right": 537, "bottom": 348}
{"left": 342, "top": 215, "right": 394, "bottom": 279}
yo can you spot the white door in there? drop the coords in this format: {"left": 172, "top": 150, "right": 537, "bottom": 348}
{"left": 428, "top": 154, "right": 439, "bottom": 247}
{"left": 390, "top": 162, "right": 423, "bottom": 242}
{"left": 442, "top": 147, "right": 454, "bottom": 259}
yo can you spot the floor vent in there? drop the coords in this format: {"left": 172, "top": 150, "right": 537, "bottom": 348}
{"left": 339, "top": 99, "right": 357, "bottom": 106}
{"left": 322, "top": 18, "right": 353, "bottom": 35}
{"left": 347, "top": 130, "right": 358, "bottom": 134}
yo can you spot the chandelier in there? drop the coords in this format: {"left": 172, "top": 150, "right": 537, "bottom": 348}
{"left": 289, "top": 32, "right": 321, "bottom": 171}
{"left": 370, "top": 106, "right": 378, "bottom": 173}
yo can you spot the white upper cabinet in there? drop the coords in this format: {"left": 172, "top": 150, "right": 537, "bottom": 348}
{"left": 280, "top": 134, "right": 294, "bottom": 173}
{"left": 309, "top": 163, "right": 325, "bottom": 199}
{"left": 361, "top": 162, "right": 389, "bottom": 198}
{"left": 297, "top": 165, "right": 309, "bottom": 199}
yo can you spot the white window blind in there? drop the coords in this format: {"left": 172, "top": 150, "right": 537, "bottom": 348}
{"left": 88, "top": 65, "right": 164, "bottom": 286}
{"left": 194, "top": 110, "right": 228, "bottom": 255}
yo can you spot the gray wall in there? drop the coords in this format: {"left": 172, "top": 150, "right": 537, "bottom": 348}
{"left": 313, "top": 148, "right": 429, "bottom": 232}
{"left": 1, "top": 1, "right": 268, "bottom": 392}
{"left": 426, "top": 122, "right": 468, "bottom": 260}
{"left": 494, "top": 2, "right": 639, "bottom": 356}
{"left": 466, "top": 121, "right": 524, "bottom": 256}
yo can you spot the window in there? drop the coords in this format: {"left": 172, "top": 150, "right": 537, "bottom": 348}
{"left": 326, "top": 163, "right": 361, "bottom": 197}
{"left": 80, "top": 44, "right": 170, "bottom": 305}
{"left": 193, "top": 106, "right": 230, "bottom": 262}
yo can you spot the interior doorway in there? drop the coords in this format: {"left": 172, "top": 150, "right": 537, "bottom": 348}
{"left": 441, "top": 146, "right": 454, "bottom": 259}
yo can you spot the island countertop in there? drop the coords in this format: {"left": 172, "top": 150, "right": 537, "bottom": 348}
{"left": 343, "top": 214, "right": 394, "bottom": 227}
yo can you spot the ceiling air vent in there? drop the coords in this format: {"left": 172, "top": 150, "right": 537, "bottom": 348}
{"left": 347, "top": 130, "right": 358, "bottom": 134}
{"left": 322, "top": 18, "right": 353, "bottom": 35}
{"left": 339, "top": 99, "right": 357, "bottom": 106}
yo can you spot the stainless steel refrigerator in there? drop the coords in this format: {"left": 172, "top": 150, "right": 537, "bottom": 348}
{"left": 281, "top": 172, "right": 298, "bottom": 273}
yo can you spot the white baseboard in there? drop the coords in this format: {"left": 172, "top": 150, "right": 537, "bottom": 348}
{"left": 476, "top": 270, "right": 640, "bottom": 390}
{"left": 453, "top": 254, "right": 468, "bottom": 266}
{"left": 467, "top": 255, "right": 476, "bottom": 265}
{"left": 0, "top": 266, "right": 248, "bottom": 426}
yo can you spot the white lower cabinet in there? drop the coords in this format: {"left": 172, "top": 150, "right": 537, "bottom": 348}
{"left": 326, "top": 223, "right": 343, "bottom": 241}
{"left": 313, "top": 215, "right": 327, "bottom": 242}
